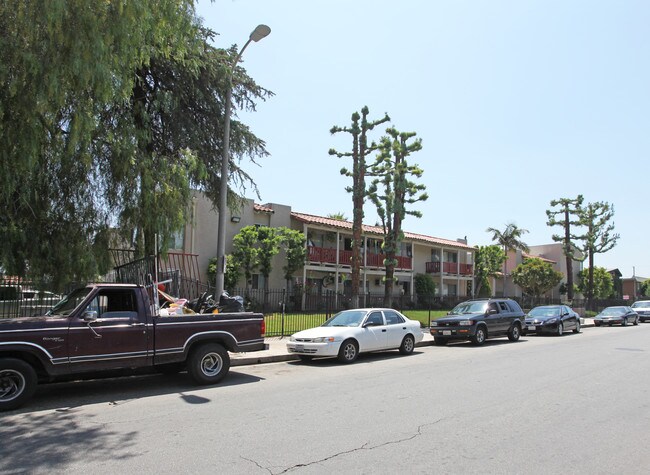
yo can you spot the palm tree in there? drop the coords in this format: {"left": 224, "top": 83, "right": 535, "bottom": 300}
{"left": 486, "top": 223, "right": 530, "bottom": 297}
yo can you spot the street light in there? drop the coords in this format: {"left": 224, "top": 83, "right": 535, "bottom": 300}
{"left": 215, "top": 24, "right": 271, "bottom": 297}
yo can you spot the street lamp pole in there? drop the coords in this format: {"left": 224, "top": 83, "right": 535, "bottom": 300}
{"left": 215, "top": 24, "right": 271, "bottom": 297}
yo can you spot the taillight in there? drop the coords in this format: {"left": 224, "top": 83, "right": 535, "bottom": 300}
{"left": 261, "top": 319, "right": 266, "bottom": 336}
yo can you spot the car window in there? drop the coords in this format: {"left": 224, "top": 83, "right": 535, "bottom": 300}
{"left": 384, "top": 310, "right": 405, "bottom": 325}
{"left": 488, "top": 302, "right": 499, "bottom": 314}
{"left": 506, "top": 301, "right": 523, "bottom": 313}
{"left": 84, "top": 289, "right": 138, "bottom": 319}
{"left": 498, "top": 302, "right": 509, "bottom": 312}
{"left": 365, "top": 312, "right": 384, "bottom": 326}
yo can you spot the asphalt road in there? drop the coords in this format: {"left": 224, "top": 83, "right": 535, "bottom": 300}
{"left": 2, "top": 325, "right": 650, "bottom": 474}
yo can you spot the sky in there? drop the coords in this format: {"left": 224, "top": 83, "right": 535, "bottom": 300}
{"left": 195, "top": 0, "right": 650, "bottom": 278}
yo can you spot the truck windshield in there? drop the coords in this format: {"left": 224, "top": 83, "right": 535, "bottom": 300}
{"left": 47, "top": 288, "right": 92, "bottom": 316}
{"left": 450, "top": 301, "right": 488, "bottom": 315}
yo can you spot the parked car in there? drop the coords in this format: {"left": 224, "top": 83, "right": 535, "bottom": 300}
{"left": 593, "top": 306, "right": 639, "bottom": 327}
{"left": 429, "top": 298, "right": 525, "bottom": 346}
{"left": 630, "top": 300, "right": 650, "bottom": 323}
{"left": 286, "top": 308, "right": 423, "bottom": 363}
{"left": 522, "top": 305, "right": 581, "bottom": 336}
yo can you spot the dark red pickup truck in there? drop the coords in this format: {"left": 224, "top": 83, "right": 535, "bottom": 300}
{"left": 0, "top": 283, "right": 267, "bottom": 411}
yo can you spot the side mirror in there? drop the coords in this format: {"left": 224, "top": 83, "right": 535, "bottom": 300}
{"left": 363, "top": 321, "right": 379, "bottom": 328}
{"left": 487, "top": 309, "right": 498, "bottom": 315}
{"left": 83, "top": 310, "right": 98, "bottom": 322}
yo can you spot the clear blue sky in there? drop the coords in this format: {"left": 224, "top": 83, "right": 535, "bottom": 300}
{"left": 196, "top": 0, "right": 650, "bottom": 278}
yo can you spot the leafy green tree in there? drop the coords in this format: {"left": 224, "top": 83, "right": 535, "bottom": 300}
{"left": 208, "top": 255, "right": 240, "bottom": 293}
{"left": 327, "top": 212, "right": 348, "bottom": 221}
{"left": 414, "top": 273, "right": 436, "bottom": 307}
{"left": 231, "top": 226, "right": 260, "bottom": 292}
{"left": 577, "top": 267, "right": 614, "bottom": 300}
{"left": 0, "top": 3, "right": 271, "bottom": 286}
{"left": 579, "top": 202, "right": 619, "bottom": 310}
{"left": 279, "top": 228, "right": 307, "bottom": 289}
{"left": 367, "top": 127, "right": 428, "bottom": 306}
{"left": 329, "top": 106, "right": 390, "bottom": 307}
{"left": 640, "top": 280, "right": 650, "bottom": 297}
{"left": 473, "top": 245, "right": 507, "bottom": 297}
{"left": 546, "top": 195, "right": 585, "bottom": 301}
{"left": 256, "top": 227, "right": 283, "bottom": 293}
{"left": 512, "top": 258, "right": 563, "bottom": 298}
{"left": 486, "top": 223, "right": 530, "bottom": 297}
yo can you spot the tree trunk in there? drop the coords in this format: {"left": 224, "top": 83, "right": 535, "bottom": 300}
{"left": 564, "top": 209, "right": 574, "bottom": 301}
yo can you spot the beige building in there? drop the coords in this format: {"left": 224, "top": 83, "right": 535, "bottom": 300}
{"left": 176, "top": 193, "right": 475, "bottom": 300}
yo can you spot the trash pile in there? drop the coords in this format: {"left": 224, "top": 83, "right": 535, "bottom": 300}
{"left": 157, "top": 285, "right": 244, "bottom": 316}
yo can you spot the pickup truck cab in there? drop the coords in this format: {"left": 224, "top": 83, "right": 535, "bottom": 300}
{"left": 430, "top": 298, "right": 525, "bottom": 346}
{"left": 0, "top": 283, "right": 267, "bottom": 411}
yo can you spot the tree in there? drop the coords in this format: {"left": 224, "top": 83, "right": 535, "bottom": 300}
{"left": 414, "top": 273, "right": 436, "bottom": 307}
{"left": 546, "top": 195, "right": 585, "bottom": 301}
{"left": 0, "top": 3, "right": 271, "bottom": 286}
{"left": 329, "top": 106, "right": 390, "bottom": 307}
{"left": 327, "top": 212, "right": 348, "bottom": 221}
{"left": 256, "top": 227, "right": 282, "bottom": 293}
{"left": 579, "top": 201, "right": 619, "bottom": 310}
{"left": 279, "top": 228, "right": 307, "bottom": 289}
{"left": 367, "top": 127, "right": 428, "bottom": 306}
{"left": 231, "top": 226, "right": 259, "bottom": 292}
{"left": 473, "top": 245, "right": 507, "bottom": 297}
{"left": 512, "top": 258, "right": 563, "bottom": 298}
{"left": 208, "top": 255, "right": 240, "bottom": 293}
{"left": 577, "top": 267, "right": 614, "bottom": 300}
{"left": 640, "top": 280, "right": 650, "bottom": 297}
{"left": 486, "top": 223, "right": 530, "bottom": 297}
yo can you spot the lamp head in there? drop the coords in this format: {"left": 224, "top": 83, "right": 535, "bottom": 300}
{"left": 250, "top": 24, "right": 271, "bottom": 42}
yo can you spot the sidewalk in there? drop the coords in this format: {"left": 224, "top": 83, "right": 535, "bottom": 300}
{"left": 230, "top": 318, "right": 595, "bottom": 366}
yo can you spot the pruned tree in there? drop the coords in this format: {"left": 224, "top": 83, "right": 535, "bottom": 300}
{"left": 486, "top": 223, "right": 530, "bottom": 297}
{"left": 367, "top": 127, "right": 427, "bottom": 306}
{"left": 329, "top": 106, "right": 390, "bottom": 307}
{"left": 231, "top": 226, "right": 260, "bottom": 293}
{"left": 512, "top": 257, "right": 563, "bottom": 299}
{"left": 473, "top": 245, "right": 507, "bottom": 297}
{"left": 546, "top": 195, "right": 585, "bottom": 301}
{"left": 579, "top": 201, "right": 619, "bottom": 310}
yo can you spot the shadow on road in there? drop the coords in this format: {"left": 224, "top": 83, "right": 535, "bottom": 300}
{"left": 6, "top": 369, "right": 264, "bottom": 415}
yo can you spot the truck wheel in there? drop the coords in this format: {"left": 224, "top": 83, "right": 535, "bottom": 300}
{"left": 508, "top": 323, "right": 522, "bottom": 342}
{"left": 0, "top": 359, "right": 37, "bottom": 412}
{"left": 187, "top": 343, "right": 230, "bottom": 385}
{"left": 471, "top": 327, "right": 487, "bottom": 346}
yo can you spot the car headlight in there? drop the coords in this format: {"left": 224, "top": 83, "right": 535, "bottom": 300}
{"left": 430, "top": 321, "right": 438, "bottom": 327}
{"left": 459, "top": 320, "right": 472, "bottom": 326}
{"left": 546, "top": 318, "right": 557, "bottom": 324}
{"left": 290, "top": 335, "right": 296, "bottom": 342}
{"left": 312, "top": 337, "right": 339, "bottom": 343}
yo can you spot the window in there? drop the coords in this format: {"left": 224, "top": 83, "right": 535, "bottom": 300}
{"left": 85, "top": 289, "right": 138, "bottom": 319}
{"left": 169, "top": 229, "right": 184, "bottom": 250}
{"left": 252, "top": 274, "right": 266, "bottom": 290}
{"left": 498, "top": 302, "right": 509, "bottom": 312}
{"left": 384, "top": 311, "right": 405, "bottom": 325}
{"left": 365, "top": 312, "right": 384, "bottom": 326}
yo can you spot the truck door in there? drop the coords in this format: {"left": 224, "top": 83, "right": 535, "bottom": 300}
{"left": 67, "top": 288, "right": 151, "bottom": 372}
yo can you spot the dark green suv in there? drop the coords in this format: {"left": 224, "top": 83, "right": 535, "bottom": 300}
{"left": 430, "top": 298, "right": 525, "bottom": 346}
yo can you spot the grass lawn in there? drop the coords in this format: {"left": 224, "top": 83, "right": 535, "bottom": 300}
{"left": 264, "top": 309, "right": 449, "bottom": 336}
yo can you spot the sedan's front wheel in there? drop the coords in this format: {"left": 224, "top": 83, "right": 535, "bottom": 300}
{"left": 399, "top": 335, "right": 415, "bottom": 355}
{"left": 622, "top": 317, "right": 628, "bottom": 326}
{"left": 556, "top": 322, "right": 563, "bottom": 336}
{"left": 634, "top": 316, "right": 639, "bottom": 326}
{"left": 337, "top": 339, "right": 359, "bottom": 364}
{"left": 573, "top": 321, "right": 581, "bottom": 333}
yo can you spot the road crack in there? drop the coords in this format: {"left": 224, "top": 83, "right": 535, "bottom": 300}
{"left": 243, "top": 419, "right": 443, "bottom": 474}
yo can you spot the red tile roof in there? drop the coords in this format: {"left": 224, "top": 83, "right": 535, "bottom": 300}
{"left": 291, "top": 212, "right": 475, "bottom": 250}
{"left": 254, "top": 203, "right": 274, "bottom": 214}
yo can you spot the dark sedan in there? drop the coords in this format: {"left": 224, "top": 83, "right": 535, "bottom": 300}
{"left": 593, "top": 306, "right": 639, "bottom": 327}
{"left": 523, "top": 305, "right": 581, "bottom": 336}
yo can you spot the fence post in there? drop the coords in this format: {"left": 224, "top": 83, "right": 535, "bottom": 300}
{"left": 281, "top": 288, "right": 286, "bottom": 338}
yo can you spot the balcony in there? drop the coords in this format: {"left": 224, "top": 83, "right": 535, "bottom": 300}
{"left": 426, "top": 261, "right": 473, "bottom": 276}
{"left": 307, "top": 246, "right": 412, "bottom": 270}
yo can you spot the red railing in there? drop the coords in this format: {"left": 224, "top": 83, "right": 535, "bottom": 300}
{"left": 307, "top": 246, "right": 412, "bottom": 270}
{"left": 426, "top": 261, "right": 473, "bottom": 276}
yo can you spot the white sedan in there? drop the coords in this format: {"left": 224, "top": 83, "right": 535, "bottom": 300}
{"left": 286, "top": 308, "right": 424, "bottom": 363}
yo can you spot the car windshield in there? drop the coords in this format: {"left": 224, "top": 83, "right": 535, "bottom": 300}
{"left": 47, "top": 288, "right": 92, "bottom": 316}
{"left": 450, "top": 301, "right": 488, "bottom": 315}
{"left": 631, "top": 301, "right": 650, "bottom": 309}
{"left": 528, "top": 307, "right": 560, "bottom": 317}
{"left": 322, "top": 310, "right": 367, "bottom": 327}
{"left": 599, "top": 307, "right": 626, "bottom": 316}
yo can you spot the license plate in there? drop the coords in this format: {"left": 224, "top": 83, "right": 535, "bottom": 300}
{"left": 295, "top": 345, "right": 304, "bottom": 351}
{"left": 443, "top": 330, "right": 452, "bottom": 336}
{"left": 527, "top": 325, "right": 536, "bottom": 331}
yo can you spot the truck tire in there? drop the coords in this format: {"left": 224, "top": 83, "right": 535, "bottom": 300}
{"left": 0, "top": 358, "right": 37, "bottom": 412}
{"left": 187, "top": 343, "right": 230, "bottom": 385}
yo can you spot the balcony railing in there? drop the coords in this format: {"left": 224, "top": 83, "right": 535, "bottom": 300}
{"left": 426, "top": 261, "right": 473, "bottom": 276}
{"left": 307, "top": 246, "right": 412, "bottom": 270}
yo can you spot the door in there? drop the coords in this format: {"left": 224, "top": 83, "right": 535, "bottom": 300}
{"left": 484, "top": 302, "right": 504, "bottom": 335}
{"left": 562, "top": 306, "right": 575, "bottom": 330}
{"left": 67, "top": 288, "right": 151, "bottom": 372}
{"left": 383, "top": 310, "right": 409, "bottom": 349}
{"left": 357, "top": 311, "right": 388, "bottom": 351}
